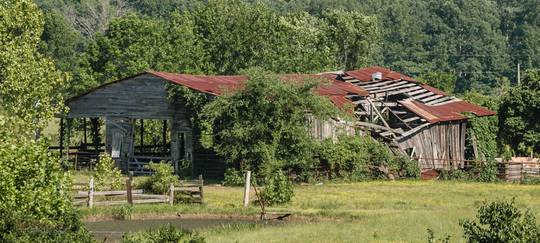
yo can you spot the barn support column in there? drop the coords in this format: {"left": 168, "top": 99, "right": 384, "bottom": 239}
{"left": 59, "top": 117, "right": 64, "bottom": 160}
{"left": 171, "top": 118, "right": 193, "bottom": 175}
{"left": 105, "top": 118, "right": 134, "bottom": 172}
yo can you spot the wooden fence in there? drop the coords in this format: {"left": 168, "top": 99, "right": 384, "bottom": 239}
{"left": 498, "top": 162, "right": 540, "bottom": 182}
{"left": 74, "top": 175, "right": 204, "bottom": 207}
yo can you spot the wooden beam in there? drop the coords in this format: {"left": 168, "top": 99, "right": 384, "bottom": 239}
{"left": 421, "top": 94, "right": 444, "bottom": 103}
{"left": 355, "top": 121, "right": 403, "bottom": 134}
{"left": 83, "top": 118, "right": 87, "bottom": 145}
{"left": 371, "top": 83, "right": 417, "bottom": 94}
{"left": 411, "top": 91, "right": 435, "bottom": 100}
{"left": 425, "top": 96, "right": 455, "bottom": 105}
{"left": 366, "top": 98, "right": 396, "bottom": 138}
{"left": 364, "top": 81, "right": 408, "bottom": 91}
{"left": 407, "top": 89, "right": 428, "bottom": 96}
{"left": 59, "top": 118, "right": 64, "bottom": 159}
{"left": 396, "top": 123, "right": 431, "bottom": 140}
{"left": 140, "top": 119, "right": 144, "bottom": 153}
{"left": 162, "top": 120, "right": 167, "bottom": 155}
{"left": 359, "top": 80, "right": 399, "bottom": 89}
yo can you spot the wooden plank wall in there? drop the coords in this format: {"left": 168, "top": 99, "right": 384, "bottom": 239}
{"left": 397, "top": 121, "right": 466, "bottom": 170}
{"left": 308, "top": 116, "right": 357, "bottom": 141}
{"left": 66, "top": 74, "right": 184, "bottom": 119}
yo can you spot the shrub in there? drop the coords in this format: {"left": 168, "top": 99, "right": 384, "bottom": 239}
{"left": 260, "top": 170, "right": 294, "bottom": 205}
{"left": 222, "top": 168, "right": 245, "bottom": 186}
{"left": 113, "top": 205, "right": 133, "bottom": 220}
{"left": 397, "top": 155, "right": 420, "bottom": 179}
{"left": 440, "top": 169, "right": 469, "bottom": 180}
{"left": 94, "top": 153, "right": 124, "bottom": 190}
{"left": 317, "top": 136, "right": 418, "bottom": 180}
{"left": 0, "top": 120, "right": 93, "bottom": 242}
{"left": 122, "top": 224, "right": 205, "bottom": 243}
{"left": 142, "top": 162, "right": 180, "bottom": 194}
{"left": 460, "top": 199, "right": 540, "bottom": 242}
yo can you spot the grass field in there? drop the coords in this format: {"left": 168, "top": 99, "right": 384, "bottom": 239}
{"left": 78, "top": 179, "right": 540, "bottom": 242}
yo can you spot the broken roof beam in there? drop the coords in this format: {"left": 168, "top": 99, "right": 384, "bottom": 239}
{"left": 425, "top": 96, "right": 456, "bottom": 105}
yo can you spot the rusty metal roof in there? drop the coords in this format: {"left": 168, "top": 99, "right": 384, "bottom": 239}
{"left": 345, "top": 66, "right": 417, "bottom": 82}
{"left": 150, "top": 71, "right": 246, "bottom": 95}
{"left": 67, "top": 71, "right": 368, "bottom": 108}
{"left": 399, "top": 99, "right": 496, "bottom": 123}
{"left": 150, "top": 71, "right": 368, "bottom": 107}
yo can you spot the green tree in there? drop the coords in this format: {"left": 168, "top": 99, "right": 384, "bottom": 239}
{"left": 498, "top": 69, "right": 540, "bottom": 155}
{"left": 76, "top": 12, "right": 210, "bottom": 88}
{"left": 323, "top": 9, "right": 379, "bottom": 70}
{"left": 461, "top": 199, "right": 540, "bottom": 242}
{"left": 200, "top": 68, "right": 340, "bottom": 177}
{"left": 191, "top": 0, "right": 280, "bottom": 74}
{"left": 0, "top": 0, "right": 91, "bottom": 241}
{"left": 0, "top": 0, "right": 66, "bottom": 131}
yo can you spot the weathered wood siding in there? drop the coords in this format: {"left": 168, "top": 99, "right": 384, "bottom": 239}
{"left": 66, "top": 74, "right": 184, "bottom": 119}
{"left": 307, "top": 116, "right": 358, "bottom": 141}
{"left": 396, "top": 121, "right": 467, "bottom": 170}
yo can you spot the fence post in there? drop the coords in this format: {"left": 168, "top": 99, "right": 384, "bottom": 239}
{"left": 243, "top": 171, "right": 251, "bottom": 207}
{"left": 199, "top": 174, "right": 204, "bottom": 203}
{"left": 88, "top": 177, "right": 94, "bottom": 208}
{"left": 127, "top": 171, "right": 133, "bottom": 206}
{"left": 169, "top": 183, "right": 174, "bottom": 206}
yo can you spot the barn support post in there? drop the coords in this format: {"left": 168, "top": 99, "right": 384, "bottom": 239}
{"left": 59, "top": 117, "right": 64, "bottom": 159}
{"left": 162, "top": 120, "right": 167, "bottom": 155}
{"left": 90, "top": 117, "right": 100, "bottom": 170}
{"left": 140, "top": 119, "right": 144, "bottom": 153}
{"left": 83, "top": 118, "right": 87, "bottom": 146}
{"left": 65, "top": 118, "right": 72, "bottom": 164}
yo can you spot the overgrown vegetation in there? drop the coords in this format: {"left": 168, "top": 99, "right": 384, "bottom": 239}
{"left": 122, "top": 224, "right": 205, "bottom": 243}
{"left": 141, "top": 162, "right": 180, "bottom": 194}
{"left": 0, "top": 1, "right": 92, "bottom": 241}
{"left": 461, "top": 199, "right": 540, "bottom": 242}
{"left": 260, "top": 170, "right": 294, "bottom": 206}
{"left": 93, "top": 153, "right": 123, "bottom": 190}
{"left": 113, "top": 205, "right": 133, "bottom": 220}
{"left": 222, "top": 168, "right": 245, "bottom": 187}
{"left": 201, "top": 68, "right": 339, "bottom": 179}
{"left": 316, "top": 136, "right": 420, "bottom": 181}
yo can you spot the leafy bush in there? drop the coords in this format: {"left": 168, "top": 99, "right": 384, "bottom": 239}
{"left": 440, "top": 169, "right": 469, "bottom": 180}
{"left": 397, "top": 155, "right": 421, "bottom": 179}
{"left": 476, "top": 162, "right": 499, "bottom": 183}
{"left": 0, "top": 121, "right": 93, "bottom": 242}
{"left": 122, "top": 224, "right": 205, "bottom": 243}
{"left": 260, "top": 170, "right": 294, "bottom": 205}
{"left": 113, "top": 205, "right": 133, "bottom": 220}
{"left": 94, "top": 153, "right": 124, "bottom": 190}
{"left": 222, "top": 168, "right": 244, "bottom": 186}
{"left": 141, "top": 162, "right": 180, "bottom": 194}
{"left": 317, "top": 136, "right": 418, "bottom": 180}
{"left": 460, "top": 199, "right": 540, "bottom": 242}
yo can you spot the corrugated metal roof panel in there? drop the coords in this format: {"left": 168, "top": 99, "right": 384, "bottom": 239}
{"left": 399, "top": 99, "right": 496, "bottom": 123}
{"left": 150, "top": 71, "right": 246, "bottom": 95}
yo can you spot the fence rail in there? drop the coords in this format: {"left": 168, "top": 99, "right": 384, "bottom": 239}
{"left": 75, "top": 174, "right": 204, "bottom": 207}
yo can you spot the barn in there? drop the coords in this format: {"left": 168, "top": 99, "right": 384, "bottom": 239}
{"left": 58, "top": 71, "right": 365, "bottom": 177}
{"left": 57, "top": 66, "right": 495, "bottom": 176}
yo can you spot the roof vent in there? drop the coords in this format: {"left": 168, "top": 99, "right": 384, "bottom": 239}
{"left": 372, "top": 72, "right": 382, "bottom": 81}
